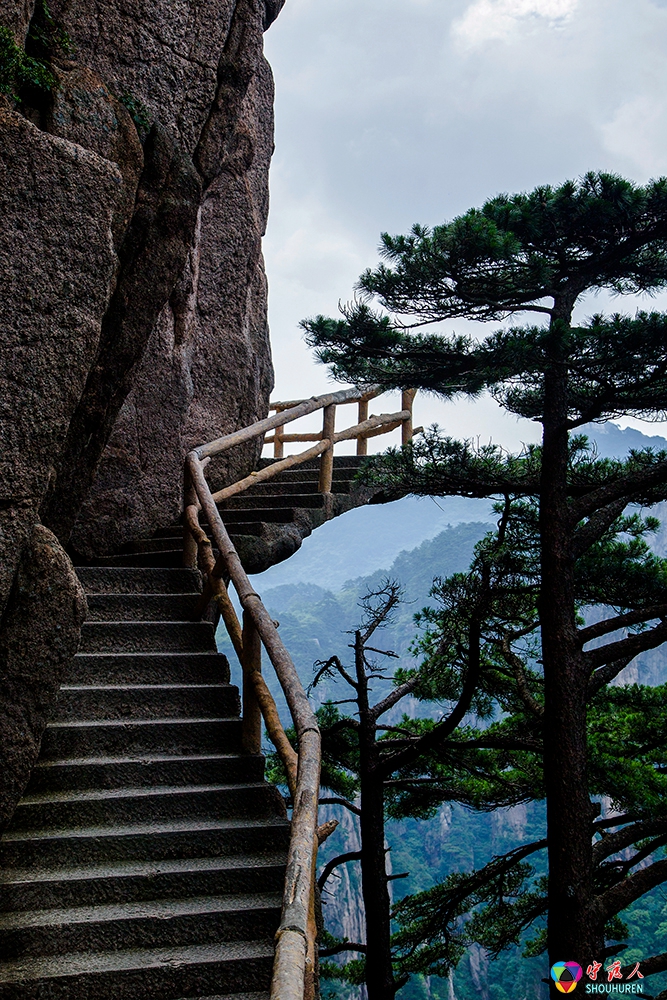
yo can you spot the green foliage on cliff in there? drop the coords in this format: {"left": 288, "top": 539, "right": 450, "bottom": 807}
{"left": 0, "top": 26, "right": 54, "bottom": 99}
{"left": 0, "top": 0, "right": 70, "bottom": 102}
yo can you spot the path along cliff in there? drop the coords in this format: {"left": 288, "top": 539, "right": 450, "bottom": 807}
{"left": 0, "top": 0, "right": 281, "bottom": 830}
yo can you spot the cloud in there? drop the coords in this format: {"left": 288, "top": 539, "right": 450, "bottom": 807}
{"left": 263, "top": 0, "right": 667, "bottom": 445}
{"left": 601, "top": 96, "right": 667, "bottom": 180}
{"left": 452, "top": 0, "right": 578, "bottom": 48}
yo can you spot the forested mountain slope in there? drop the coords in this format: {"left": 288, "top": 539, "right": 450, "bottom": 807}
{"left": 217, "top": 423, "right": 667, "bottom": 999}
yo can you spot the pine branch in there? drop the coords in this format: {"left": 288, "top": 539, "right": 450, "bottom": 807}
{"left": 570, "top": 458, "right": 667, "bottom": 522}
{"left": 571, "top": 498, "right": 629, "bottom": 557}
{"left": 499, "top": 637, "right": 544, "bottom": 717}
{"left": 579, "top": 606, "right": 667, "bottom": 645}
{"left": 319, "top": 941, "right": 367, "bottom": 957}
{"left": 587, "top": 657, "right": 633, "bottom": 698}
{"left": 318, "top": 796, "right": 362, "bottom": 817}
{"left": 585, "top": 621, "right": 667, "bottom": 670}
{"left": 591, "top": 819, "right": 667, "bottom": 865}
{"left": 600, "top": 857, "right": 667, "bottom": 919}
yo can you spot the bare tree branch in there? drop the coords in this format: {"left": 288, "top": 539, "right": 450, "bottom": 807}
{"left": 587, "top": 656, "right": 633, "bottom": 698}
{"left": 320, "top": 941, "right": 367, "bottom": 957}
{"left": 318, "top": 796, "right": 362, "bottom": 817}
{"left": 371, "top": 677, "right": 419, "bottom": 721}
{"left": 318, "top": 850, "right": 362, "bottom": 891}
{"left": 571, "top": 497, "right": 628, "bottom": 558}
{"left": 499, "top": 636, "right": 544, "bottom": 717}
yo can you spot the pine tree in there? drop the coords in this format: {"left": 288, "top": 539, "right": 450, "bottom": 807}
{"left": 387, "top": 490, "right": 667, "bottom": 991}
{"left": 301, "top": 172, "right": 667, "bottom": 971}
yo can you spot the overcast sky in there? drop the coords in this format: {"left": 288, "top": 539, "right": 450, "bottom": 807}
{"left": 262, "top": 0, "right": 667, "bottom": 452}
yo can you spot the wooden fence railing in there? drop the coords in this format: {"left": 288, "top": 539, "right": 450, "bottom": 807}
{"left": 182, "top": 387, "right": 416, "bottom": 1000}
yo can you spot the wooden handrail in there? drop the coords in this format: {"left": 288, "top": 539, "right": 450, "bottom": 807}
{"left": 182, "top": 385, "right": 418, "bottom": 999}
{"left": 186, "top": 452, "right": 321, "bottom": 1000}
{"left": 196, "top": 386, "right": 374, "bottom": 460}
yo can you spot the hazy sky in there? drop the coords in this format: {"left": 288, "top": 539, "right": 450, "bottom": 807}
{"left": 262, "top": 0, "right": 667, "bottom": 451}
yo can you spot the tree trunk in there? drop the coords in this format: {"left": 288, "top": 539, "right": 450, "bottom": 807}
{"left": 540, "top": 311, "right": 604, "bottom": 974}
{"left": 355, "top": 631, "right": 396, "bottom": 999}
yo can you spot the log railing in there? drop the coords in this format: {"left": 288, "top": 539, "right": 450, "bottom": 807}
{"left": 182, "top": 386, "right": 416, "bottom": 999}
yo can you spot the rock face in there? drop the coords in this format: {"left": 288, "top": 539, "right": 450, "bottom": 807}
{"left": 0, "top": 0, "right": 280, "bottom": 824}
{"left": 0, "top": 524, "right": 87, "bottom": 830}
{"left": 0, "top": 0, "right": 32, "bottom": 41}
{"left": 68, "top": 50, "right": 276, "bottom": 557}
{"left": 0, "top": 102, "right": 125, "bottom": 617}
{"left": 38, "top": 0, "right": 277, "bottom": 557}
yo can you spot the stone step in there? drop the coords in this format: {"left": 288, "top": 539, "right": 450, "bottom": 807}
{"left": 86, "top": 593, "right": 202, "bottom": 622}
{"left": 40, "top": 718, "right": 243, "bottom": 758}
{"left": 179, "top": 994, "right": 269, "bottom": 1000}
{"left": 221, "top": 494, "right": 323, "bottom": 512}
{"left": 0, "top": 938, "right": 274, "bottom": 999}
{"left": 52, "top": 684, "right": 240, "bottom": 722}
{"left": 94, "top": 549, "right": 189, "bottom": 568}
{"left": 79, "top": 622, "right": 217, "bottom": 655}
{"left": 77, "top": 567, "right": 201, "bottom": 596}
{"left": 179, "top": 995, "right": 269, "bottom": 1000}
{"left": 26, "top": 754, "right": 265, "bottom": 794}
{"left": 258, "top": 455, "right": 366, "bottom": 473}
{"left": 0, "top": 892, "right": 282, "bottom": 960}
{"left": 240, "top": 478, "right": 354, "bottom": 497}
{"left": 155, "top": 506, "right": 297, "bottom": 537}
{"left": 9, "top": 784, "right": 280, "bottom": 832}
{"left": 0, "top": 854, "right": 286, "bottom": 912}
{"left": 119, "top": 537, "right": 212, "bottom": 555}
{"left": 65, "top": 653, "right": 229, "bottom": 686}
{"left": 0, "top": 818, "right": 290, "bottom": 869}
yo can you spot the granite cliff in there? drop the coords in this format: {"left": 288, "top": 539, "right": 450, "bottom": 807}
{"left": 0, "top": 0, "right": 280, "bottom": 824}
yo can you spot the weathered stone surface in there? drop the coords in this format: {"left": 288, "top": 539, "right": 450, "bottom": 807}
{"left": 0, "top": 0, "right": 282, "bottom": 830}
{"left": 43, "top": 120, "right": 202, "bottom": 546}
{"left": 0, "top": 0, "right": 33, "bottom": 41}
{"left": 0, "top": 104, "right": 123, "bottom": 615}
{"left": 195, "top": 0, "right": 266, "bottom": 185}
{"left": 69, "top": 44, "right": 275, "bottom": 557}
{"left": 0, "top": 524, "right": 87, "bottom": 830}
{"left": 48, "top": 0, "right": 237, "bottom": 154}
{"left": 47, "top": 63, "right": 144, "bottom": 242}
{"left": 263, "top": 0, "right": 284, "bottom": 29}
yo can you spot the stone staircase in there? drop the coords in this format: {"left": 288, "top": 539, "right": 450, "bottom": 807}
{"left": 0, "top": 454, "right": 377, "bottom": 997}
{"left": 98, "top": 456, "right": 370, "bottom": 574}
{"left": 0, "top": 564, "right": 289, "bottom": 999}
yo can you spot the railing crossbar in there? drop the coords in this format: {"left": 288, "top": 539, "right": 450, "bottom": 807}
{"left": 197, "top": 387, "right": 374, "bottom": 461}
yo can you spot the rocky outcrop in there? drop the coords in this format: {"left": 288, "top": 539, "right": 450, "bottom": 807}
{"left": 0, "top": 524, "right": 87, "bottom": 830}
{"left": 43, "top": 118, "right": 203, "bottom": 545}
{"left": 68, "top": 48, "right": 276, "bottom": 557}
{"left": 0, "top": 102, "right": 125, "bottom": 617}
{"left": 0, "top": 0, "right": 280, "bottom": 825}
{"left": 31, "top": 0, "right": 278, "bottom": 557}
{"left": 0, "top": 0, "right": 32, "bottom": 41}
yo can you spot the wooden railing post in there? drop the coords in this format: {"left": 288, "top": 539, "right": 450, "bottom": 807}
{"left": 241, "top": 609, "right": 262, "bottom": 753}
{"left": 356, "top": 398, "right": 368, "bottom": 456}
{"left": 401, "top": 388, "right": 416, "bottom": 446}
{"left": 182, "top": 470, "right": 198, "bottom": 569}
{"left": 274, "top": 419, "right": 285, "bottom": 459}
{"left": 318, "top": 404, "right": 336, "bottom": 493}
